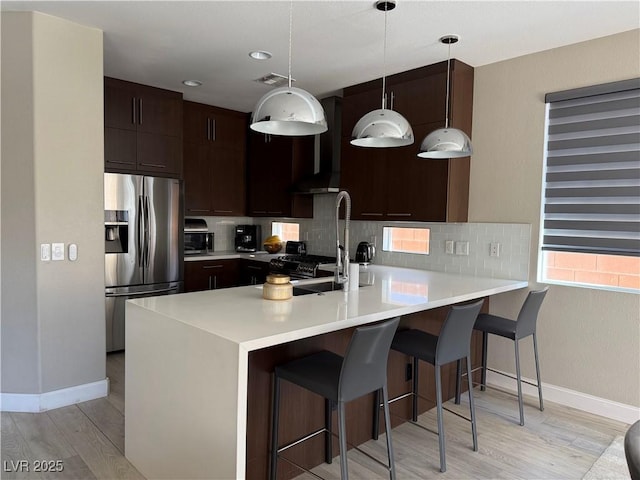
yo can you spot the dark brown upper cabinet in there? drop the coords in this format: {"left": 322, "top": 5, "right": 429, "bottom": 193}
{"left": 183, "top": 101, "right": 248, "bottom": 216}
{"left": 246, "top": 132, "right": 314, "bottom": 219}
{"left": 340, "top": 60, "right": 473, "bottom": 222}
{"left": 104, "top": 77, "right": 183, "bottom": 177}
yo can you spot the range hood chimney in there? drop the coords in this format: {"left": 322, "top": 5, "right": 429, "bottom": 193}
{"left": 294, "top": 96, "right": 342, "bottom": 194}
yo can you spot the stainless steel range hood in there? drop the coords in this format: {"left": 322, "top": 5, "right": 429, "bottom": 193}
{"left": 294, "top": 96, "right": 342, "bottom": 194}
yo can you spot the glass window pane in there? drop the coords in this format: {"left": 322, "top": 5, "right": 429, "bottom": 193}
{"left": 382, "top": 227, "right": 430, "bottom": 255}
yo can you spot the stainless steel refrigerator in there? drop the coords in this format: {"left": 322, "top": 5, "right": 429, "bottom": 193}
{"left": 104, "top": 173, "right": 182, "bottom": 352}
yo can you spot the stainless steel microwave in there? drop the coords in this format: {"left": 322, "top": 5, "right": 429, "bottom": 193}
{"left": 184, "top": 219, "right": 214, "bottom": 255}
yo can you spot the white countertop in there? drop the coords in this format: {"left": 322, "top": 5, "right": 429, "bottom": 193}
{"left": 130, "top": 265, "right": 527, "bottom": 351}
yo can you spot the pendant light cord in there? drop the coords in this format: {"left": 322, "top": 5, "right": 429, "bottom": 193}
{"left": 288, "top": 0, "right": 293, "bottom": 89}
{"left": 381, "top": 2, "right": 388, "bottom": 109}
{"left": 444, "top": 40, "right": 451, "bottom": 129}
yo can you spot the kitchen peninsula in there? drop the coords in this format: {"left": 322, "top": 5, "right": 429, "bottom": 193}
{"left": 124, "top": 265, "right": 527, "bottom": 479}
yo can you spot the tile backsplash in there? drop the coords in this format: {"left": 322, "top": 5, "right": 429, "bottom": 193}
{"left": 188, "top": 193, "right": 530, "bottom": 281}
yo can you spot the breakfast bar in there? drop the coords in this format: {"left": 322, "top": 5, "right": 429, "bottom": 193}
{"left": 124, "top": 265, "right": 527, "bottom": 479}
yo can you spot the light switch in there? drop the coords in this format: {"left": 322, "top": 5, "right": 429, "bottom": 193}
{"left": 52, "top": 242, "right": 65, "bottom": 261}
{"left": 455, "top": 241, "right": 469, "bottom": 256}
{"left": 445, "top": 240, "right": 454, "bottom": 254}
{"left": 40, "top": 243, "right": 51, "bottom": 261}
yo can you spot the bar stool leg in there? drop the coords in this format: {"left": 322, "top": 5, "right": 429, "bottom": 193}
{"left": 325, "top": 399, "right": 333, "bottom": 464}
{"left": 270, "top": 374, "right": 281, "bottom": 480}
{"left": 381, "top": 385, "right": 396, "bottom": 480}
{"left": 481, "top": 331, "right": 488, "bottom": 391}
{"left": 337, "top": 401, "right": 349, "bottom": 480}
{"left": 412, "top": 357, "right": 419, "bottom": 422}
{"left": 514, "top": 339, "right": 525, "bottom": 426}
{"left": 466, "top": 354, "right": 478, "bottom": 451}
{"left": 533, "top": 333, "right": 544, "bottom": 411}
{"left": 372, "top": 390, "right": 381, "bottom": 440}
{"left": 435, "top": 365, "right": 446, "bottom": 473}
{"left": 454, "top": 359, "right": 462, "bottom": 405}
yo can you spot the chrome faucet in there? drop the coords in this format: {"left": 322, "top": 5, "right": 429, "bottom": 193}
{"left": 335, "top": 190, "right": 351, "bottom": 290}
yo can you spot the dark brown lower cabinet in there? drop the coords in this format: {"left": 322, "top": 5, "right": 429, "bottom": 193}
{"left": 240, "top": 259, "right": 270, "bottom": 286}
{"left": 245, "top": 299, "right": 488, "bottom": 479}
{"left": 184, "top": 259, "right": 240, "bottom": 292}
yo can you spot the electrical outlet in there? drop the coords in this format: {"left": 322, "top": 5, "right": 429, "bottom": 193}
{"left": 455, "top": 241, "right": 469, "bottom": 256}
{"left": 490, "top": 242, "right": 500, "bottom": 257}
{"left": 445, "top": 240, "right": 454, "bottom": 254}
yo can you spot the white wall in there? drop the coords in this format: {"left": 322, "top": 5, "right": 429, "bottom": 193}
{"left": 470, "top": 29, "right": 640, "bottom": 407}
{"left": 1, "top": 12, "right": 105, "bottom": 398}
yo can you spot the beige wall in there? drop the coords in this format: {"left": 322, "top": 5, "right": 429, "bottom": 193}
{"left": 1, "top": 12, "right": 105, "bottom": 394}
{"left": 470, "top": 29, "right": 640, "bottom": 406}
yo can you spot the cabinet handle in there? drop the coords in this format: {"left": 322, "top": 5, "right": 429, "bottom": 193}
{"left": 132, "top": 97, "right": 137, "bottom": 125}
{"left": 214, "top": 210, "right": 232, "bottom": 213}
{"left": 139, "top": 163, "right": 166, "bottom": 169}
{"left": 390, "top": 91, "right": 395, "bottom": 111}
{"left": 208, "top": 275, "right": 212, "bottom": 290}
{"left": 107, "top": 160, "right": 135, "bottom": 165}
{"left": 253, "top": 210, "right": 267, "bottom": 214}
{"left": 138, "top": 98, "right": 143, "bottom": 125}
{"left": 388, "top": 213, "right": 412, "bottom": 217}
{"left": 207, "top": 118, "right": 211, "bottom": 140}
{"left": 188, "top": 209, "right": 209, "bottom": 213}
{"left": 203, "top": 265, "right": 224, "bottom": 269}
{"left": 362, "top": 212, "right": 384, "bottom": 216}
{"left": 211, "top": 118, "right": 216, "bottom": 142}
{"left": 247, "top": 266, "right": 261, "bottom": 270}
{"left": 214, "top": 276, "right": 217, "bottom": 289}
{"left": 268, "top": 211, "right": 283, "bottom": 215}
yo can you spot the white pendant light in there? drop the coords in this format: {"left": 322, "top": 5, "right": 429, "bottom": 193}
{"left": 418, "top": 35, "right": 472, "bottom": 158}
{"left": 250, "top": 1, "right": 327, "bottom": 136}
{"left": 351, "top": 0, "right": 414, "bottom": 148}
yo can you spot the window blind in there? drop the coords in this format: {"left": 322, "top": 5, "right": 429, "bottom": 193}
{"left": 542, "top": 78, "right": 640, "bottom": 257}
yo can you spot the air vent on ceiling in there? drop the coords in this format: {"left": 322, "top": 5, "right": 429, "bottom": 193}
{"left": 253, "top": 73, "right": 295, "bottom": 87}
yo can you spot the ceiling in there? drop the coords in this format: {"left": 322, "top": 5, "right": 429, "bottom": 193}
{"left": 2, "top": 1, "right": 639, "bottom": 113}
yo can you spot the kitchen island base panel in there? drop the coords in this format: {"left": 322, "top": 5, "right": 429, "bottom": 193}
{"left": 125, "top": 302, "right": 246, "bottom": 479}
{"left": 245, "top": 300, "right": 487, "bottom": 480}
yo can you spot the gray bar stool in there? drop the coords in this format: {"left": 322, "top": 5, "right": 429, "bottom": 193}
{"left": 270, "top": 316, "right": 400, "bottom": 480}
{"left": 373, "top": 300, "right": 484, "bottom": 473}
{"left": 456, "top": 287, "right": 548, "bottom": 426}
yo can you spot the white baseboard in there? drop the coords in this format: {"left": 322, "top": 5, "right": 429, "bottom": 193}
{"left": 1, "top": 379, "right": 109, "bottom": 413}
{"left": 486, "top": 370, "right": 640, "bottom": 425}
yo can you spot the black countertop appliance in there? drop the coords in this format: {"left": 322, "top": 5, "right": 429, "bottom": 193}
{"left": 235, "top": 224, "right": 261, "bottom": 252}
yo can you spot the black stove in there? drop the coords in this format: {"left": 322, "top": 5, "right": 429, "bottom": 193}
{"left": 269, "top": 253, "right": 336, "bottom": 279}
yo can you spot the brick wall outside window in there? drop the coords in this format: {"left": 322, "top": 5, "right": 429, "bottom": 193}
{"left": 543, "top": 251, "right": 640, "bottom": 290}
{"left": 386, "top": 227, "right": 430, "bottom": 254}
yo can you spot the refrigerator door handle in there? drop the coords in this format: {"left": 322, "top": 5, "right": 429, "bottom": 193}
{"left": 137, "top": 195, "right": 145, "bottom": 268}
{"left": 144, "top": 195, "right": 151, "bottom": 268}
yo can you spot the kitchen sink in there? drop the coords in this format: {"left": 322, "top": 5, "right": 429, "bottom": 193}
{"left": 292, "top": 281, "right": 369, "bottom": 296}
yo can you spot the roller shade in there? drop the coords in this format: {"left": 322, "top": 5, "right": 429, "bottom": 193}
{"left": 542, "top": 79, "right": 640, "bottom": 257}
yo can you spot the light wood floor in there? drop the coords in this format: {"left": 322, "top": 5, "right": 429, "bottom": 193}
{"left": 1, "top": 352, "right": 629, "bottom": 479}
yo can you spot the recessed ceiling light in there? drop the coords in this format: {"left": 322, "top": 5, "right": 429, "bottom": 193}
{"left": 249, "top": 50, "right": 272, "bottom": 60}
{"left": 182, "top": 80, "right": 202, "bottom": 87}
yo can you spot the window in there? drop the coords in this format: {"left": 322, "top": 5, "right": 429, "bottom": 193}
{"left": 539, "top": 78, "right": 640, "bottom": 293}
{"left": 271, "top": 222, "right": 299, "bottom": 242}
{"left": 382, "top": 227, "right": 430, "bottom": 255}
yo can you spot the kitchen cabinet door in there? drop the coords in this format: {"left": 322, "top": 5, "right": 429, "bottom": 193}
{"left": 247, "top": 132, "right": 313, "bottom": 218}
{"left": 104, "top": 77, "right": 183, "bottom": 177}
{"left": 340, "top": 60, "right": 473, "bottom": 222}
{"left": 340, "top": 137, "right": 386, "bottom": 219}
{"left": 184, "top": 259, "right": 240, "bottom": 292}
{"left": 341, "top": 84, "right": 384, "bottom": 138}
{"left": 183, "top": 101, "right": 248, "bottom": 216}
{"left": 184, "top": 142, "right": 212, "bottom": 215}
{"left": 239, "top": 259, "right": 270, "bottom": 286}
